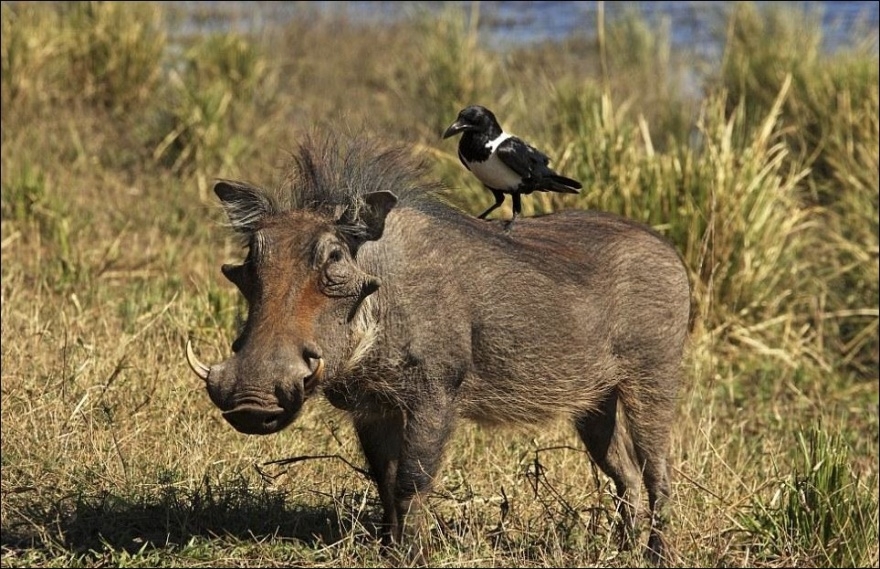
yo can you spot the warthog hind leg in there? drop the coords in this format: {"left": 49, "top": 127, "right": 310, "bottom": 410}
{"left": 574, "top": 391, "right": 642, "bottom": 551}
{"left": 623, "top": 378, "right": 677, "bottom": 566}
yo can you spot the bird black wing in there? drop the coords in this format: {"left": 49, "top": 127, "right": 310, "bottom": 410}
{"left": 495, "top": 136, "right": 582, "bottom": 194}
{"left": 494, "top": 136, "right": 551, "bottom": 180}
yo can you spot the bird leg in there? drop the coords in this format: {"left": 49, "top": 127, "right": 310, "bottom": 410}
{"left": 504, "top": 193, "right": 522, "bottom": 231}
{"left": 477, "top": 189, "right": 506, "bottom": 220}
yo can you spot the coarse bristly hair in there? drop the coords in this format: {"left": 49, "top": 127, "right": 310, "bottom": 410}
{"left": 213, "top": 129, "right": 455, "bottom": 248}
{"left": 277, "top": 129, "right": 447, "bottom": 218}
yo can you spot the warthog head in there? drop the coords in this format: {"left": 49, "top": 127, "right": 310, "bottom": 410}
{"left": 186, "top": 175, "right": 397, "bottom": 435}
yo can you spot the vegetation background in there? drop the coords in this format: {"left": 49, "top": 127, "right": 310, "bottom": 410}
{"left": 1, "top": 1, "right": 877, "bottom": 567}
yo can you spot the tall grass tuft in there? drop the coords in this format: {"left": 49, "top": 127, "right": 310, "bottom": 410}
{"left": 602, "top": 6, "right": 692, "bottom": 146}
{"left": 739, "top": 426, "right": 879, "bottom": 567}
{"left": 63, "top": 1, "right": 166, "bottom": 112}
{"left": 1, "top": 3, "right": 63, "bottom": 106}
{"left": 392, "top": 3, "right": 497, "bottom": 140}
{"left": 0, "top": 159, "right": 88, "bottom": 293}
{"left": 681, "top": 81, "right": 820, "bottom": 370}
{"left": 717, "top": 2, "right": 879, "bottom": 378}
{"left": 151, "top": 32, "right": 278, "bottom": 197}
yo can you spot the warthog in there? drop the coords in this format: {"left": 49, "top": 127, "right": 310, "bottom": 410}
{"left": 186, "top": 132, "right": 691, "bottom": 564}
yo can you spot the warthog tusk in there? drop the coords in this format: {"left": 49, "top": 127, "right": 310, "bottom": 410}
{"left": 304, "top": 357, "right": 325, "bottom": 395}
{"left": 186, "top": 340, "right": 210, "bottom": 382}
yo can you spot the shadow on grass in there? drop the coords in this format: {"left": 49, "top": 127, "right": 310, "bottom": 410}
{"left": 1, "top": 477, "right": 379, "bottom": 558}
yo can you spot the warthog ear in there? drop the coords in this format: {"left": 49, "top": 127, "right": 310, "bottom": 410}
{"left": 214, "top": 179, "right": 276, "bottom": 233}
{"left": 338, "top": 191, "right": 398, "bottom": 245}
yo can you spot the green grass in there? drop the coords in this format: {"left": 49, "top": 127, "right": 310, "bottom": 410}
{"left": 2, "top": 2, "right": 877, "bottom": 567}
{"left": 738, "top": 426, "right": 879, "bottom": 566}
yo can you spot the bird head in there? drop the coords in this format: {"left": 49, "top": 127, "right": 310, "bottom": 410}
{"left": 442, "top": 105, "right": 501, "bottom": 139}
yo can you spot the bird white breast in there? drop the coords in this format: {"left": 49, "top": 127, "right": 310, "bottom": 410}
{"left": 467, "top": 154, "right": 521, "bottom": 191}
{"left": 466, "top": 133, "right": 520, "bottom": 190}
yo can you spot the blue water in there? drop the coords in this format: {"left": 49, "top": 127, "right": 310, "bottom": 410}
{"left": 180, "top": 1, "right": 880, "bottom": 56}
{"left": 476, "top": 1, "right": 879, "bottom": 54}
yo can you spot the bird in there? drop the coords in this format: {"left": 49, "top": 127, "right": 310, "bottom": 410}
{"left": 442, "top": 105, "right": 582, "bottom": 226}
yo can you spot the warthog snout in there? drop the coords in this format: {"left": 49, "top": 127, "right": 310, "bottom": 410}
{"left": 185, "top": 340, "right": 325, "bottom": 435}
{"left": 222, "top": 403, "right": 288, "bottom": 434}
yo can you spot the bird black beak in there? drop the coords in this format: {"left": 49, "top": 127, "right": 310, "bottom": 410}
{"left": 442, "top": 120, "right": 470, "bottom": 139}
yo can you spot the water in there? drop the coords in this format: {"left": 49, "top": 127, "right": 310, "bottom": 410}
{"left": 445, "top": 1, "right": 877, "bottom": 53}
{"left": 180, "top": 1, "right": 880, "bottom": 56}
{"left": 481, "top": 1, "right": 879, "bottom": 57}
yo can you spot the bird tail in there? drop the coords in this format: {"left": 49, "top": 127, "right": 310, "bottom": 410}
{"left": 544, "top": 175, "right": 582, "bottom": 194}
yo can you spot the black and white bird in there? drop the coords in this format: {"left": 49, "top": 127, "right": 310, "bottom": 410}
{"left": 442, "top": 105, "right": 582, "bottom": 225}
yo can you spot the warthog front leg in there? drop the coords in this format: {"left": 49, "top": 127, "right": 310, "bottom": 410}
{"left": 354, "top": 413, "right": 404, "bottom": 545}
{"left": 354, "top": 396, "right": 456, "bottom": 564}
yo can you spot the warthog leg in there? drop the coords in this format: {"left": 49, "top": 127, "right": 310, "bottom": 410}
{"left": 575, "top": 380, "right": 677, "bottom": 566}
{"left": 625, "top": 381, "right": 677, "bottom": 566}
{"left": 354, "top": 414, "right": 404, "bottom": 545}
{"left": 354, "top": 395, "right": 457, "bottom": 565}
{"left": 575, "top": 391, "right": 641, "bottom": 550}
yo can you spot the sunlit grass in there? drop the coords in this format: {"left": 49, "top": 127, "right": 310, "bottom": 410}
{"left": 738, "top": 426, "right": 879, "bottom": 567}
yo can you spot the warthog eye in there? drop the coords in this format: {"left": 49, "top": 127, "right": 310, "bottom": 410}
{"left": 327, "top": 248, "right": 344, "bottom": 263}
{"left": 321, "top": 258, "right": 359, "bottom": 297}
{"left": 319, "top": 249, "right": 360, "bottom": 298}
{"left": 313, "top": 236, "right": 364, "bottom": 298}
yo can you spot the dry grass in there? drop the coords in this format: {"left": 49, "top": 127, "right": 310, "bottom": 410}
{"left": 2, "top": 2, "right": 877, "bottom": 567}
